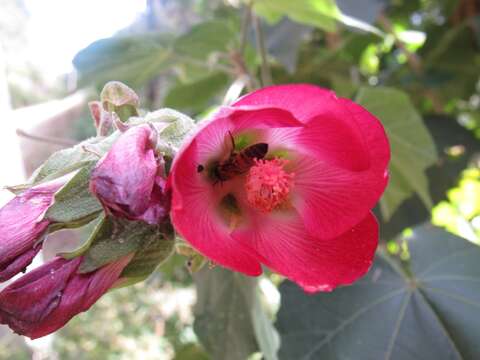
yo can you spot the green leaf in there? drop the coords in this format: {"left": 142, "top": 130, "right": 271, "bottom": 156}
{"left": 356, "top": 87, "right": 438, "bottom": 220}
{"left": 164, "top": 72, "right": 229, "bottom": 113}
{"left": 173, "top": 20, "right": 235, "bottom": 60}
{"left": 46, "top": 163, "right": 102, "bottom": 226}
{"left": 379, "top": 115, "right": 480, "bottom": 241}
{"left": 276, "top": 224, "right": 480, "bottom": 360}
{"left": 194, "top": 268, "right": 279, "bottom": 360}
{"left": 78, "top": 217, "right": 172, "bottom": 273}
{"left": 252, "top": 0, "right": 341, "bottom": 32}
{"left": 73, "top": 33, "right": 175, "bottom": 87}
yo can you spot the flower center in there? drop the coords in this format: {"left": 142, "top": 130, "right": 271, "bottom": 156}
{"left": 245, "top": 158, "right": 295, "bottom": 213}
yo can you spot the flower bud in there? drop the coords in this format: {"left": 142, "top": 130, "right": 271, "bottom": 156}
{"left": 0, "top": 178, "right": 65, "bottom": 282}
{"left": 0, "top": 255, "right": 130, "bottom": 339}
{"left": 90, "top": 125, "right": 170, "bottom": 225}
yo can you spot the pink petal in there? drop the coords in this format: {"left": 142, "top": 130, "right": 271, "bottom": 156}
{"left": 28, "top": 255, "right": 130, "bottom": 339}
{"left": 235, "top": 86, "right": 389, "bottom": 239}
{"left": 234, "top": 84, "right": 390, "bottom": 172}
{"left": 0, "top": 178, "right": 66, "bottom": 281}
{"left": 0, "top": 247, "right": 41, "bottom": 282}
{"left": 233, "top": 84, "right": 337, "bottom": 122}
{"left": 232, "top": 211, "right": 378, "bottom": 292}
{"left": 0, "top": 258, "right": 81, "bottom": 328}
{"left": 293, "top": 153, "right": 388, "bottom": 239}
{"left": 0, "top": 255, "right": 130, "bottom": 339}
{"left": 170, "top": 141, "right": 262, "bottom": 276}
{"left": 177, "top": 105, "right": 303, "bottom": 165}
{"left": 90, "top": 125, "right": 162, "bottom": 221}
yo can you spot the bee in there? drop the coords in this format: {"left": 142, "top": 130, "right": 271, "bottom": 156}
{"left": 208, "top": 132, "right": 268, "bottom": 184}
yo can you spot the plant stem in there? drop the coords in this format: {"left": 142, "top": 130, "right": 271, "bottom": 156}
{"left": 239, "top": 3, "right": 252, "bottom": 57}
{"left": 228, "top": 3, "right": 258, "bottom": 91}
{"left": 378, "top": 13, "right": 422, "bottom": 75}
{"left": 253, "top": 14, "right": 272, "bottom": 87}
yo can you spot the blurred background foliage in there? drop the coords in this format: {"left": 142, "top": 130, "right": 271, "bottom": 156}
{"left": 1, "top": 0, "right": 479, "bottom": 359}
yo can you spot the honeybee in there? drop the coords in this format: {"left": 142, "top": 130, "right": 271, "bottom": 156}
{"left": 199, "top": 132, "right": 268, "bottom": 183}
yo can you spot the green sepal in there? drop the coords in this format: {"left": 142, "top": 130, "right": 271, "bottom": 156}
{"left": 101, "top": 81, "right": 140, "bottom": 122}
{"left": 78, "top": 216, "right": 173, "bottom": 274}
{"left": 119, "top": 222, "right": 175, "bottom": 283}
{"left": 28, "top": 133, "right": 119, "bottom": 186}
{"left": 45, "top": 162, "right": 102, "bottom": 226}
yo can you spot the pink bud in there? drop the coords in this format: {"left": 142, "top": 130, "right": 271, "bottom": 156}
{"left": 90, "top": 125, "right": 170, "bottom": 225}
{"left": 0, "top": 255, "right": 130, "bottom": 339}
{"left": 0, "top": 178, "right": 65, "bottom": 282}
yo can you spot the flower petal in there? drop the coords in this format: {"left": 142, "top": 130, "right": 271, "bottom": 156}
{"left": 234, "top": 84, "right": 336, "bottom": 122}
{"left": 0, "top": 257, "right": 81, "bottom": 329}
{"left": 0, "top": 247, "right": 41, "bottom": 282}
{"left": 27, "top": 256, "right": 130, "bottom": 339}
{"left": 293, "top": 154, "right": 388, "bottom": 239}
{"left": 232, "top": 211, "right": 378, "bottom": 292}
{"left": 90, "top": 125, "right": 167, "bottom": 224}
{"left": 170, "top": 141, "right": 262, "bottom": 276}
{"left": 0, "top": 256, "right": 129, "bottom": 339}
{"left": 180, "top": 105, "right": 303, "bottom": 164}
{"left": 0, "top": 178, "right": 65, "bottom": 281}
{"left": 234, "top": 84, "right": 390, "bottom": 172}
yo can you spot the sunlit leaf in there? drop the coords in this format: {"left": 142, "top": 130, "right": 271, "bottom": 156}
{"left": 251, "top": 0, "right": 340, "bottom": 32}
{"left": 356, "top": 87, "right": 438, "bottom": 220}
{"left": 73, "top": 33, "right": 175, "bottom": 87}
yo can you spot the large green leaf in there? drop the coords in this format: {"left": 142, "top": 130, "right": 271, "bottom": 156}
{"left": 252, "top": 0, "right": 340, "bottom": 32}
{"left": 379, "top": 115, "right": 480, "bottom": 241}
{"left": 356, "top": 87, "right": 438, "bottom": 220}
{"left": 194, "top": 268, "right": 279, "bottom": 360}
{"left": 73, "top": 33, "right": 175, "bottom": 87}
{"left": 276, "top": 224, "right": 480, "bottom": 359}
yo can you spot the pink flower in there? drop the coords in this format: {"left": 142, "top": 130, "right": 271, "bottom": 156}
{"left": 0, "top": 178, "right": 66, "bottom": 282}
{"left": 170, "top": 84, "right": 390, "bottom": 292}
{"left": 90, "top": 124, "right": 170, "bottom": 225}
{"left": 0, "top": 255, "right": 130, "bottom": 339}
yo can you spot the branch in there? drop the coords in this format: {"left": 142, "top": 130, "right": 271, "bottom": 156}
{"left": 253, "top": 14, "right": 272, "bottom": 87}
{"left": 378, "top": 13, "right": 422, "bottom": 75}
